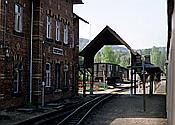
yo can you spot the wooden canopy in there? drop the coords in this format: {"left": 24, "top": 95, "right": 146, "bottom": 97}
{"left": 79, "top": 25, "right": 137, "bottom": 68}
{"left": 73, "top": 0, "right": 83, "bottom": 4}
{"left": 132, "top": 63, "right": 163, "bottom": 74}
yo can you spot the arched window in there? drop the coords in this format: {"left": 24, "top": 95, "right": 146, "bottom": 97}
{"left": 15, "top": 4, "right": 23, "bottom": 32}
{"left": 47, "top": 16, "right": 52, "bottom": 38}
{"left": 46, "top": 63, "right": 51, "bottom": 87}
{"left": 64, "top": 24, "right": 68, "bottom": 44}
{"left": 56, "top": 20, "right": 61, "bottom": 42}
{"left": 13, "top": 62, "right": 23, "bottom": 93}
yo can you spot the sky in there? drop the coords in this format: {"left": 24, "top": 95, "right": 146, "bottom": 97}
{"left": 73, "top": 0, "right": 168, "bottom": 49}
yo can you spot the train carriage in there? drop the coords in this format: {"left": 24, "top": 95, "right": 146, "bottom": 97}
{"left": 94, "top": 63, "right": 129, "bottom": 87}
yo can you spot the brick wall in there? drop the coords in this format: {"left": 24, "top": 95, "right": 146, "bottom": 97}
{"left": 0, "top": 0, "right": 31, "bottom": 108}
{"left": 73, "top": 16, "right": 80, "bottom": 95}
{"left": 0, "top": 0, "right": 80, "bottom": 108}
{"left": 32, "top": 0, "right": 78, "bottom": 104}
{"left": 0, "top": 0, "right": 2, "bottom": 32}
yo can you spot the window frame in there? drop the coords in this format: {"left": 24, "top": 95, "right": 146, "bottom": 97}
{"left": 13, "top": 62, "right": 23, "bottom": 94}
{"left": 64, "top": 24, "right": 68, "bottom": 44}
{"left": 46, "top": 63, "right": 51, "bottom": 87}
{"left": 13, "top": 68, "right": 20, "bottom": 93}
{"left": 14, "top": 3, "right": 23, "bottom": 32}
{"left": 56, "top": 20, "right": 61, "bottom": 42}
{"left": 47, "top": 16, "right": 52, "bottom": 38}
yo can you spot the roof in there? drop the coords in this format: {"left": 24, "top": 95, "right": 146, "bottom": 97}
{"left": 73, "top": 0, "right": 83, "bottom": 4}
{"left": 79, "top": 26, "right": 137, "bottom": 68}
{"left": 73, "top": 13, "right": 89, "bottom": 24}
{"left": 132, "top": 63, "right": 163, "bottom": 74}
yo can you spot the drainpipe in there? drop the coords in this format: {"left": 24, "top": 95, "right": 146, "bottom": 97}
{"left": 29, "top": 0, "right": 33, "bottom": 103}
{"left": 2, "top": 0, "right": 7, "bottom": 48}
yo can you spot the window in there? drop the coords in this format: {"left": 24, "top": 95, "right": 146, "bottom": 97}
{"left": 55, "top": 63, "right": 61, "bottom": 89}
{"left": 13, "top": 63, "right": 23, "bottom": 93}
{"left": 64, "top": 64, "right": 68, "bottom": 87}
{"left": 15, "top": 4, "right": 22, "bottom": 32}
{"left": 46, "top": 63, "right": 51, "bottom": 87}
{"left": 47, "top": 16, "right": 52, "bottom": 38}
{"left": 64, "top": 24, "right": 68, "bottom": 44}
{"left": 56, "top": 20, "right": 61, "bottom": 41}
{"left": 71, "top": 35, "right": 75, "bottom": 48}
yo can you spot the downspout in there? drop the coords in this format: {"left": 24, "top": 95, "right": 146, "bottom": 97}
{"left": 3, "top": 0, "right": 7, "bottom": 48}
{"left": 29, "top": 0, "right": 33, "bottom": 103}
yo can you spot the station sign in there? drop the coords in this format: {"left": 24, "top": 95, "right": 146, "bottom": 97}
{"left": 53, "top": 47, "right": 63, "bottom": 55}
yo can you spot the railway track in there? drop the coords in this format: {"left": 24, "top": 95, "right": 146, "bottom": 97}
{"left": 14, "top": 87, "right": 129, "bottom": 125}
{"left": 56, "top": 87, "right": 128, "bottom": 125}
{"left": 57, "top": 94, "right": 113, "bottom": 125}
{"left": 13, "top": 102, "right": 82, "bottom": 125}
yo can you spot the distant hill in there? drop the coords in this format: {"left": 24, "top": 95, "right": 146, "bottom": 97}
{"left": 112, "top": 45, "right": 128, "bottom": 52}
{"left": 137, "top": 46, "right": 166, "bottom": 51}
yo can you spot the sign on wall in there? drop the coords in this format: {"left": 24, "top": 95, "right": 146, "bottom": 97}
{"left": 53, "top": 47, "right": 63, "bottom": 55}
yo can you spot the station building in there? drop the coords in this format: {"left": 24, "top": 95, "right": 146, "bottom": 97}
{"left": 0, "top": 0, "right": 85, "bottom": 108}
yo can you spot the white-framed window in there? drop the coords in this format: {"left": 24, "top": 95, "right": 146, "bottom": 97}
{"left": 71, "top": 34, "right": 75, "bottom": 48}
{"left": 13, "top": 68, "right": 20, "bottom": 93}
{"left": 47, "top": 16, "right": 52, "bottom": 38}
{"left": 64, "top": 24, "right": 68, "bottom": 44}
{"left": 15, "top": 4, "right": 22, "bottom": 32}
{"left": 56, "top": 20, "right": 61, "bottom": 41}
{"left": 46, "top": 63, "right": 51, "bottom": 87}
{"left": 13, "top": 63, "right": 23, "bottom": 93}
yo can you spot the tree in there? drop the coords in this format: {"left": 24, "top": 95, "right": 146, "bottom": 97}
{"left": 94, "top": 45, "right": 130, "bottom": 68}
{"left": 95, "top": 51, "right": 102, "bottom": 63}
{"left": 94, "top": 45, "right": 166, "bottom": 71}
{"left": 159, "top": 48, "right": 166, "bottom": 72}
{"left": 149, "top": 46, "right": 166, "bottom": 72}
{"left": 101, "top": 46, "right": 116, "bottom": 63}
{"left": 114, "top": 51, "right": 121, "bottom": 64}
{"left": 119, "top": 53, "right": 129, "bottom": 67}
{"left": 151, "top": 46, "right": 160, "bottom": 66}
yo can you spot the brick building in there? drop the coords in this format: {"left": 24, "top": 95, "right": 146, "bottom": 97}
{"left": 0, "top": 0, "right": 85, "bottom": 108}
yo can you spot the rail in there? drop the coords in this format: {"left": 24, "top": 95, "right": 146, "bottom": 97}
{"left": 57, "top": 94, "right": 113, "bottom": 125}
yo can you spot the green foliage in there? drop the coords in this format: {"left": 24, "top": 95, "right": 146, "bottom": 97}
{"left": 95, "top": 52, "right": 101, "bottom": 62}
{"left": 101, "top": 46, "right": 116, "bottom": 63}
{"left": 119, "top": 53, "right": 130, "bottom": 67}
{"left": 139, "top": 46, "right": 167, "bottom": 72}
{"left": 94, "top": 45, "right": 167, "bottom": 72}
{"left": 151, "top": 47, "right": 160, "bottom": 66}
{"left": 95, "top": 45, "right": 130, "bottom": 68}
